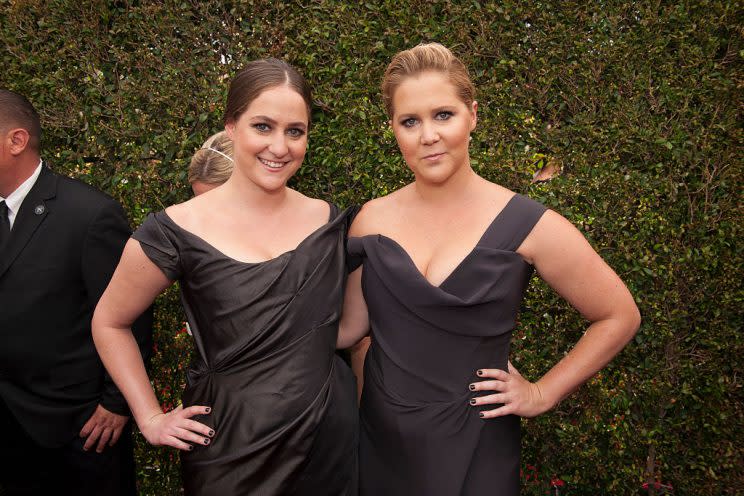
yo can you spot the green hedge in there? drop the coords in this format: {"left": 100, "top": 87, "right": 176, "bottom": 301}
{"left": 2, "top": 1, "right": 741, "bottom": 494}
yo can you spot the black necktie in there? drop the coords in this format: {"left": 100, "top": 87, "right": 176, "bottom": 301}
{"left": 0, "top": 200, "right": 10, "bottom": 247}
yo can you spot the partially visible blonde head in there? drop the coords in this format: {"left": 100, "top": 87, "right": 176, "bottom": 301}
{"left": 188, "top": 131, "right": 234, "bottom": 186}
{"left": 381, "top": 43, "right": 475, "bottom": 118}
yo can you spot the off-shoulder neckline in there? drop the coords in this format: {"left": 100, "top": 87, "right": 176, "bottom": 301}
{"left": 155, "top": 202, "right": 337, "bottom": 266}
{"left": 349, "top": 194, "right": 526, "bottom": 289}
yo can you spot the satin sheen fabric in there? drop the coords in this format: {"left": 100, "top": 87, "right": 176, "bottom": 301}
{"left": 349, "top": 193, "right": 547, "bottom": 496}
{"left": 132, "top": 204, "right": 357, "bottom": 495}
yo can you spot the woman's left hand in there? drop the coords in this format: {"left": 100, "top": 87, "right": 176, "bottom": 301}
{"left": 468, "top": 361, "right": 552, "bottom": 419}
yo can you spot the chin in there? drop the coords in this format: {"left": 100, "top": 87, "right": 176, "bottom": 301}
{"left": 256, "top": 171, "right": 297, "bottom": 192}
{"left": 412, "top": 163, "right": 459, "bottom": 184}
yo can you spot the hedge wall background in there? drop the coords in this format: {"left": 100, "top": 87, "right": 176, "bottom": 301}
{"left": 2, "top": 0, "right": 741, "bottom": 494}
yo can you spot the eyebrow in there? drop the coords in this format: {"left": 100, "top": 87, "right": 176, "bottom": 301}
{"left": 251, "top": 115, "right": 307, "bottom": 129}
{"left": 396, "top": 106, "right": 458, "bottom": 119}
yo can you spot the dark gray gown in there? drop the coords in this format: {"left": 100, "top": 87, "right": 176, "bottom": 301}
{"left": 348, "top": 193, "right": 546, "bottom": 496}
{"left": 132, "top": 204, "right": 358, "bottom": 496}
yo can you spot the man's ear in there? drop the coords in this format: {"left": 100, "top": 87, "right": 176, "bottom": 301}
{"left": 8, "top": 128, "right": 31, "bottom": 155}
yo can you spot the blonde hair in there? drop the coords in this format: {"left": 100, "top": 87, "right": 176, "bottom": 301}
{"left": 188, "top": 131, "right": 234, "bottom": 186}
{"left": 381, "top": 43, "right": 475, "bottom": 118}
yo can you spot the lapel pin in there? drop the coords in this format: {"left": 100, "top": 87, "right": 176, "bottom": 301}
{"left": 34, "top": 205, "right": 45, "bottom": 215}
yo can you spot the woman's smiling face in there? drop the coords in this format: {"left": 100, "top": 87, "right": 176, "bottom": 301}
{"left": 390, "top": 71, "right": 477, "bottom": 185}
{"left": 226, "top": 84, "right": 309, "bottom": 192}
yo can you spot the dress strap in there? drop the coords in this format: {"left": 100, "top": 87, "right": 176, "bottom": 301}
{"left": 479, "top": 193, "right": 547, "bottom": 252}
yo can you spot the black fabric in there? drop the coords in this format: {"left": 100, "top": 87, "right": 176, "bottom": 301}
{"left": 0, "top": 165, "right": 152, "bottom": 492}
{"left": 350, "top": 193, "right": 547, "bottom": 496}
{"left": 0, "top": 396, "right": 136, "bottom": 496}
{"left": 0, "top": 200, "right": 9, "bottom": 248}
{"left": 132, "top": 204, "right": 358, "bottom": 496}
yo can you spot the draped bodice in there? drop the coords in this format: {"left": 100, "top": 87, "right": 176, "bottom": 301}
{"left": 351, "top": 193, "right": 547, "bottom": 496}
{"left": 348, "top": 194, "right": 547, "bottom": 399}
{"left": 132, "top": 204, "right": 358, "bottom": 495}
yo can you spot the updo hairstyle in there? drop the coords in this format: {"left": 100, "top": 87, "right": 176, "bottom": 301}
{"left": 223, "top": 58, "right": 312, "bottom": 125}
{"left": 188, "top": 131, "right": 234, "bottom": 187}
{"left": 381, "top": 43, "right": 475, "bottom": 118}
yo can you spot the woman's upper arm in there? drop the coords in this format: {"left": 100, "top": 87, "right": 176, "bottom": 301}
{"left": 337, "top": 204, "right": 380, "bottom": 349}
{"left": 520, "top": 210, "right": 640, "bottom": 328}
{"left": 338, "top": 266, "right": 369, "bottom": 348}
{"left": 93, "top": 239, "right": 174, "bottom": 330}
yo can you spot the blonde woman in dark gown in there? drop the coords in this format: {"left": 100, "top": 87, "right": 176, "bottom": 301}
{"left": 339, "top": 43, "right": 640, "bottom": 495}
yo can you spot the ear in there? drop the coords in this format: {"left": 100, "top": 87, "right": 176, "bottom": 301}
{"left": 224, "top": 121, "right": 235, "bottom": 140}
{"left": 469, "top": 101, "right": 478, "bottom": 132}
{"left": 8, "top": 128, "right": 31, "bottom": 156}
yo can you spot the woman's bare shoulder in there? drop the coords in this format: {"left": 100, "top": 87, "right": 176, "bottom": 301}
{"left": 350, "top": 184, "right": 413, "bottom": 237}
{"left": 163, "top": 191, "right": 215, "bottom": 229}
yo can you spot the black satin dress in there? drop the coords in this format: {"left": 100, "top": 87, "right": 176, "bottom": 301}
{"left": 348, "top": 194, "right": 546, "bottom": 496}
{"left": 132, "top": 204, "right": 357, "bottom": 495}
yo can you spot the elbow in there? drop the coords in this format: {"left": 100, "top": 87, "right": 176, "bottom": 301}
{"left": 625, "top": 303, "right": 642, "bottom": 340}
{"left": 336, "top": 321, "right": 366, "bottom": 350}
{"left": 91, "top": 307, "right": 103, "bottom": 339}
{"left": 336, "top": 330, "right": 354, "bottom": 350}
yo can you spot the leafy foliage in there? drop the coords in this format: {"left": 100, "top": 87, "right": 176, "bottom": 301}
{"left": 2, "top": 1, "right": 741, "bottom": 494}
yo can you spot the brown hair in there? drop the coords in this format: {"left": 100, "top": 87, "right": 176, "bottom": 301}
{"left": 223, "top": 58, "right": 312, "bottom": 125}
{"left": 188, "top": 131, "right": 234, "bottom": 186}
{"left": 381, "top": 43, "right": 475, "bottom": 118}
{"left": 0, "top": 89, "right": 42, "bottom": 151}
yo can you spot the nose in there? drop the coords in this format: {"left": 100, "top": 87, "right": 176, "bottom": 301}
{"left": 268, "top": 133, "right": 289, "bottom": 157}
{"left": 420, "top": 121, "right": 440, "bottom": 145}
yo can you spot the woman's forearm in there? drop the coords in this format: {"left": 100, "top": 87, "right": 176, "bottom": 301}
{"left": 536, "top": 312, "right": 640, "bottom": 410}
{"left": 92, "top": 322, "right": 162, "bottom": 428}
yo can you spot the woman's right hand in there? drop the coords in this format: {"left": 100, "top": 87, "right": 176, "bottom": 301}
{"left": 140, "top": 404, "right": 214, "bottom": 451}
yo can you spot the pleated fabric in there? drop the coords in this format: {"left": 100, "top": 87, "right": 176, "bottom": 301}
{"left": 133, "top": 204, "right": 358, "bottom": 496}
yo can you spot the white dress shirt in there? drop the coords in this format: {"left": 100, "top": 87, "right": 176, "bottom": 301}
{"left": 0, "top": 160, "right": 43, "bottom": 229}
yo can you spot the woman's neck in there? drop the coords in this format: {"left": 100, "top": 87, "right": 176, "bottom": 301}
{"left": 218, "top": 170, "right": 293, "bottom": 215}
{"left": 412, "top": 162, "right": 482, "bottom": 207}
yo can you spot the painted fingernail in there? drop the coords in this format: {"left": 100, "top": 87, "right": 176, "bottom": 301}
{"left": 208, "top": 430, "right": 215, "bottom": 437}
{"left": 469, "top": 398, "right": 477, "bottom": 405}
{"left": 476, "top": 370, "right": 484, "bottom": 376}
{"left": 189, "top": 445, "right": 194, "bottom": 451}
{"left": 203, "top": 438, "right": 210, "bottom": 445}
{"left": 479, "top": 412, "right": 485, "bottom": 418}
{"left": 468, "top": 384, "right": 476, "bottom": 391}
{"left": 205, "top": 407, "right": 211, "bottom": 413}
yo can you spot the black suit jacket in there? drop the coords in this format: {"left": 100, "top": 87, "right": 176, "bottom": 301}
{"left": 0, "top": 165, "right": 152, "bottom": 448}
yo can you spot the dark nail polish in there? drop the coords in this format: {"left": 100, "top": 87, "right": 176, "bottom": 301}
{"left": 205, "top": 407, "right": 211, "bottom": 413}
{"left": 204, "top": 438, "right": 210, "bottom": 445}
{"left": 477, "top": 370, "right": 484, "bottom": 376}
{"left": 189, "top": 445, "right": 194, "bottom": 451}
{"left": 479, "top": 412, "right": 485, "bottom": 418}
{"left": 469, "top": 399, "right": 476, "bottom": 405}
{"left": 208, "top": 430, "right": 215, "bottom": 437}
{"left": 468, "top": 384, "right": 475, "bottom": 391}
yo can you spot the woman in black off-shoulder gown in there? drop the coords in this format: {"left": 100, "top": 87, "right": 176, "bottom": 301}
{"left": 347, "top": 194, "right": 543, "bottom": 494}
{"left": 134, "top": 205, "right": 357, "bottom": 494}
{"left": 92, "top": 58, "right": 357, "bottom": 495}
{"left": 339, "top": 43, "right": 640, "bottom": 496}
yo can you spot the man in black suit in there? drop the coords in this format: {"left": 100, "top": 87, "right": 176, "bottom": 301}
{"left": 0, "top": 89, "right": 152, "bottom": 495}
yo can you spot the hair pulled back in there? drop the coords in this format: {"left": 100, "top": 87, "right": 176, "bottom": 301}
{"left": 224, "top": 58, "right": 312, "bottom": 125}
{"left": 381, "top": 43, "right": 475, "bottom": 118}
{"left": 188, "top": 131, "right": 233, "bottom": 186}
